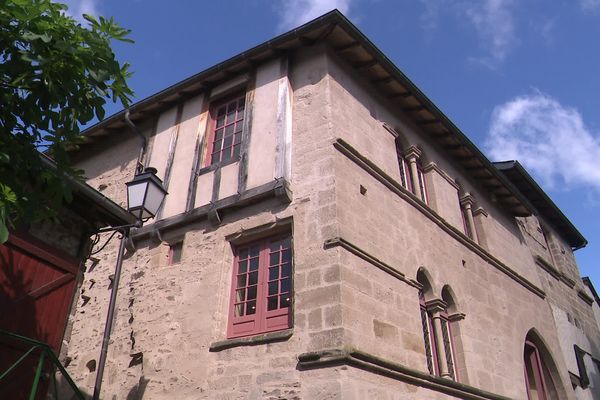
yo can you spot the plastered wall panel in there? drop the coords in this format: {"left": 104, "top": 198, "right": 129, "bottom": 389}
{"left": 195, "top": 172, "right": 213, "bottom": 208}
{"left": 246, "top": 59, "right": 280, "bottom": 189}
{"left": 161, "top": 95, "right": 205, "bottom": 218}
{"left": 148, "top": 106, "right": 179, "bottom": 180}
{"left": 218, "top": 162, "right": 239, "bottom": 199}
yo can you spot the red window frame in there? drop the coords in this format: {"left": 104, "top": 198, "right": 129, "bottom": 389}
{"left": 227, "top": 235, "right": 293, "bottom": 339}
{"left": 206, "top": 93, "right": 246, "bottom": 166}
{"left": 524, "top": 341, "right": 549, "bottom": 400}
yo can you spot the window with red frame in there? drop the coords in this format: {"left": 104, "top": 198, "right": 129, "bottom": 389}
{"left": 524, "top": 341, "right": 551, "bottom": 400}
{"left": 207, "top": 94, "right": 246, "bottom": 166}
{"left": 228, "top": 235, "right": 293, "bottom": 339}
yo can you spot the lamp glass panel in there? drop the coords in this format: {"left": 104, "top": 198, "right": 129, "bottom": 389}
{"left": 127, "top": 181, "right": 148, "bottom": 211}
{"left": 143, "top": 181, "right": 165, "bottom": 217}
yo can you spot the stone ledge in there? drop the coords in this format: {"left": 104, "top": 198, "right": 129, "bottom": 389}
{"left": 209, "top": 329, "right": 293, "bottom": 352}
{"left": 333, "top": 138, "right": 546, "bottom": 300}
{"left": 131, "top": 179, "right": 292, "bottom": 240}
{"left": 297, "top": 348, "right": 512, "bottom": 400}
{"left": 323, "top": 237, "right": 421, "bottom": 289}
{"left": 577, "top": 289, "right": 594, "bottom": 306}
{"left": 535, "top": 255, "right": 561, "bottom": 280}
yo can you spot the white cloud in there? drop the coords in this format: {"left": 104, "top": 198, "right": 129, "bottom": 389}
{"left": 61, "top": 0, "right": 99, "bottom": 24}
{"left": 276, "top": 0, "right": 352, "bottom": 31}
{"left": 485, "top": 93, "right": 600, "bottom": 192}
{"left": 581, "top": 0, "right": 600, "bottom": 12}
{"left": 463, "top": 0, "right": 517, "bottom": 65}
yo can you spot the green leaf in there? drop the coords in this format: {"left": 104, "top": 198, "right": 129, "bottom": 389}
{"left": 0, "top": 221, "right": 8, "bottom": 244}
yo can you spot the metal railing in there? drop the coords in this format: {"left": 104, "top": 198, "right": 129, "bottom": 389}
{"left": 0, "top": 330, "right": 85, "bottom": 400}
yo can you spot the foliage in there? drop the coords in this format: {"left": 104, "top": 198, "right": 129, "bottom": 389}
{"left": 0, "top": 0, "right": 133, "bottom": 242}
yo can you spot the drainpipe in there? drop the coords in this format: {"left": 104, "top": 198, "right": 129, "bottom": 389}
{"left": 93, "top": 112, "right": 146, "bottom": 399}
{"left": 92, "top": 227, "right": 128, "bottom": 400}
{"left": 125, "top": 109, "right": 147, "bottom": 174}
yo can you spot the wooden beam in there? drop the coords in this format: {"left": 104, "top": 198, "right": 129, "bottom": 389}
{"left": 417, "top": 118, "right": 440, "bottom": 126}
{"left": 371, "top": 76, "right": 393, "bottom": 85}
{"left": 403, "top": 105, "right": 426, "bottom": 113}
{"left": 387, "top": 91, "right": 412, "bottom": 99}
{"left": 335, "top": 42, "right": 360, "bottom": 52}
{"left": 354, "top": 59, "right": 378, "bottom": 69}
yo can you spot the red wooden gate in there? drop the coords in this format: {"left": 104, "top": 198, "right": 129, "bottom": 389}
{"left": 0, "top": 234, "right": 79, "bottom": 398}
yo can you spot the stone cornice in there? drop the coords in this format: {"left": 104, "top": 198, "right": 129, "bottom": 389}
{"left": 324, "top": 237, "right": 422, "bottom": 289}
{"left": 460, "top": 192, "right": 476, "bottom": 208}
{"left": 297, "top": 348, "right": 513, "bottom": 400}
{"left": 333, "top": 138, "right": 546, "bottom": 299}
{"left": 422, "top": 162, "right": 460, "bottom": 191}
{"left": 382, "top": 123, "right": 400, "bottom": 138}
{"left": 473, "top": 207, "right": 488, "bottom": 218}
{"left": 425, "top": 298, "right": 448, "bottom": 313}
{"left": 403, "top": 145, "right": 422, "bottom": 161}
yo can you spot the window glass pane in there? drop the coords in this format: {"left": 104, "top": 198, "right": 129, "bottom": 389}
{"left": 222, "top": 149, "right": 231, "bottom": 162}
{"left": 249, "top": 258, "right": 259, "bottom": 271}
{"left": 234, "top": 121, "right": 243, "bottom": 133}
{"left": 250, "top": 246, "right": 260, "bottom": 257}
{"left": 235, "top": 303, "right": 244, "bottom": 317}
{"left": 238, "top": 260, "right": 247, "bottom": 274}
{"left": 282, "top": 237, "right": 291, "bottom": 249}
{"left": 225, "top": 124, "right": 234, "bottom": 137}
{"left": 238, "top": 248, "right": 248, "bottom": 259}
{"left": 246, "top": 300, "right": 256, "bottom": 315}
{"left": 223, "top": 134, "right": 233, "bottom": 149}
{"left": 269, "top": 266, "right": 279, "bottom": 281}
{"left": 281, "top": 278, "right": 291, "bottom": 293}
{"left": 247, "top": 285, "right": 257, "bottom": 300}
{"left": 232, "top": 144, "right": 241, "bottom": 159}
{"left": 248, "top": 271, "right": 258, "bottom": 285}
{"left": 235, "top": 288, "right": 245, "bottom": 302}
{"left": 234, "top": 129, "right": 243, "bottom": 142}
{"left": 269, "top": 252, "right": 279, "bottom": 266}
{"left": 268, "top": 282, "right": 278, "bottom": 296}
{"left": 238, "top": 97, "right": 245, "bottom": 108}
{"left": 282, "top": 249, "right": 292, "bottom": 263}
{"left": 270, "top": 240, "right": 281, "bottom": 252}
{"left": 280, "top": 295, "right": 290, "bottom": 308}
{"left": 236, "top": 274, "right": 247, "bottom": 288}
{"left": 215, "top": 128, "right": 224, "bottom": 141}
{"left": 217, "top": 106, "right": 226, "bottom": 117}
{"left": 226, "top": 105, "right": 236, "bottom": 122}
{"left": 213, "top": 137, "right": 222, "bottom": 152}
{"left": 267, "top": 296, "right": 278, "bottom": 311}
{"left": 216, "top": 115, "right": 225, "bottom": 128}
{"left": 281, "top": 263, "right": 291, "bottom": 278}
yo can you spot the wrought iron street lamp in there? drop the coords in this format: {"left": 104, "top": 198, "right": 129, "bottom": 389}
{"left": 126, "top": 167, "right": 168, "bottom": 221}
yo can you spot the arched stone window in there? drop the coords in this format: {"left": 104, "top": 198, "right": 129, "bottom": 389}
{"left": 416, "top": 270, "right": 461, "bottom": 380}
{"left": 396, "top": 142, "right": 428, "bottom": 204}
{"left": 523, "top": 330, "right": 566, "bottom": 400}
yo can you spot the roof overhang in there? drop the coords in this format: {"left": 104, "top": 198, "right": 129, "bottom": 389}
{"left": 78, "top": 10, "right": 533, "bottom": 217}
{"left": 494, "top": 160, "right": 586, "bottom": 249}
{"left": 40, "top": 155, "right": 136, "bottom": 229}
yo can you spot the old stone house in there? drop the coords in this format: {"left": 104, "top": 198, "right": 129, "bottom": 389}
{"left": 61, "top": 10, "right": 600, "bottom": 400}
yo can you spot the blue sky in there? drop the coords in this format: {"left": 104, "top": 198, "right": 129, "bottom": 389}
{"left": 64, "top": 0, "right": 599, "bottom": 286}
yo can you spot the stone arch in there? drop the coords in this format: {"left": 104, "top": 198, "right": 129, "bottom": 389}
{"left": 416, "top": 267, "right": 438, "bottom": 300}
{"left": 523, "top": 328, "right": 569, "bottom": 400}
{"left": 441, "top": 284, "right": 469, "bottom": 384}
{"left": 441, "top": 285, "right": 459, "bottom": 314}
